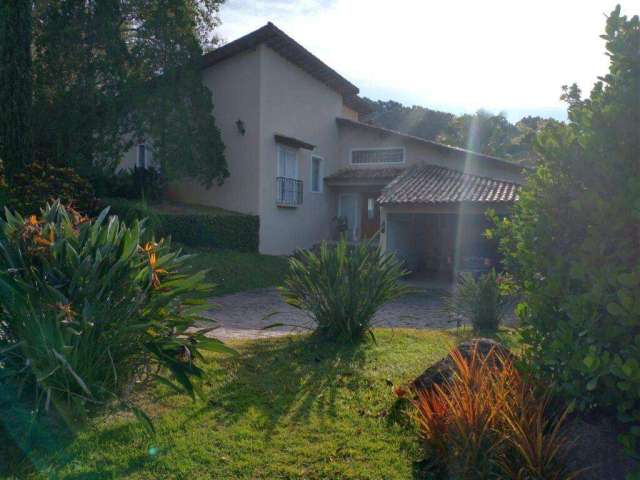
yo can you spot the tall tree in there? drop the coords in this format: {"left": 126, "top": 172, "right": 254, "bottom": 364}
{"left": 0, "top": 0, "right": 33, "bottom": 180}
{"left": 31, "top": 0, "right": 228, "bottom": 186}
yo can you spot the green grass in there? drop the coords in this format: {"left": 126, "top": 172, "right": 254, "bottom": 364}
{"left": 2, "top": 329, "right": 520, "bottom": 479}
{"left": 182, "top": 246, "right": 290, "bottom": 296}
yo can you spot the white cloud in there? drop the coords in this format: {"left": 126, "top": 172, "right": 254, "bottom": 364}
{"left": 218, "top": 0, "right": 639, "bottom": 120}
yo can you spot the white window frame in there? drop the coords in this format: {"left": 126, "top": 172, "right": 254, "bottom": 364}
{"left": 310, "top": 155, "right": 324, "bottom": 193}
{"left": 349, "top": 147, "right": 406, "bottom": 165}
{"left": 136, "top": 143, "right": 148, "bottom": 169}
{"left": 277, "top": 144, "right": 299, "bottom": 180}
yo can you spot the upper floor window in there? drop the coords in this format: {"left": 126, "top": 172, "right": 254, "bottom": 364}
{"left": 137, "top": 144, "right": 147, "bottom": 169}
{"left": 351, "top": 147, "right": 404, "bottom": 165}
{"left": 276, "top": 144, "right": 302, "bottom": 206}
{"left": 310, "top": 155, "right": 323, "bottom": 193}
{"left": 277, "top": 144, "right": 298, "bottom": 179}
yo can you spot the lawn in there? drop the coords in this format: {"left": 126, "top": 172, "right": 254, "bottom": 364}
{"left": 2, "top": 329, "right": 519, "bottom": 479}
{"left": 182, "top": 246, "right": 289, "bottom": 296}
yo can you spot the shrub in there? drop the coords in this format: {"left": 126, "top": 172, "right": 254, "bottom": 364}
{"left": 279, "top": 236, "right": 412, "bottom": 342}
{"left": 445, "top": 269, "right": 512, "bottom": 331}
{"left": 0, "top": 202, "right": 233, "bottom": 424}
{"left": 7, "top": 162, "right": 98, "bottom": 215}
{"left": 412, "top": 347, "right": 580, "bottom": 479}
{"left": 490, "top": 7, "right": 640, "bottom": 457}
{"left": 105, "top": 197, "right": 260, "bottom": 251}
{"left": 89, "top": 167, "right": 167, "bottom": 202}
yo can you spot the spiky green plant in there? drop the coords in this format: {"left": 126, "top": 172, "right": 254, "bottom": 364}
{"left": 279, "top": 236, "right": 412, "bottom": 342}
{"left": 0, "top": 202, "right": 232, "bottom": 426}
{"left": 445, "top": 269, "right": 513, "bottom": 331}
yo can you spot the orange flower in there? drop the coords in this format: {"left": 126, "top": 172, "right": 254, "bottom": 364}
{"left": 144, "top": 244, "right": 168, "bottom": 288}
{"left": 393, "top": 385, "right": 409, "bottom": 398}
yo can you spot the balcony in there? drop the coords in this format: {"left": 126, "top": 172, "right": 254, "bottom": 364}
{"left": 276, "top": 177, "right": 303, "bottom": 207}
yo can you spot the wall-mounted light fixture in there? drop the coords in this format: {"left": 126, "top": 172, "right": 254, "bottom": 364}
{"left": 236, "top": 119, "right": 246, "bottom": 135}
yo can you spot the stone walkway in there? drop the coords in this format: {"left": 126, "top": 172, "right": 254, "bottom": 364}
{"left": 200, "top": 286, "right": 461, "bottom": 340}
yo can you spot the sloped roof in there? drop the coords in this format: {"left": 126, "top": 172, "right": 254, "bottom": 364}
{"left": 202, "top": 23, "right": 371, "bottom": 114}
{"left": 325, "top": 167, "right": 405, "bottom": 182}
{"left": 336, "top": 117, "right": 528, "bottom": 172}
{"left": 378, "top": 164, "right": 520, "bottom": 205}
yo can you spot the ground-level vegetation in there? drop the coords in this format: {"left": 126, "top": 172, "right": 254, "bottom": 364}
{"left": 0, "top": 329, "right": 519, "bottom": 479}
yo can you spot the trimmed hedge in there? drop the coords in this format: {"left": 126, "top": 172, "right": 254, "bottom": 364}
{"left": 104, "top": 198, "right": 259, "bottom": 252}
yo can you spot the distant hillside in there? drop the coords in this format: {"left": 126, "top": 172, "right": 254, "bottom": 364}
{"left": 360, "top": 99, "right": 557, "bottom": 165}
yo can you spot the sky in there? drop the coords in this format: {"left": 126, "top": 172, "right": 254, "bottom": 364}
{"left": 216, "top": 0, "right": 640, "bottom": 122}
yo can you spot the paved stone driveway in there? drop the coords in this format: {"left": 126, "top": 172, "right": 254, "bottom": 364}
{"left": 200, "top": 286, "right": 460, "bottom": 341}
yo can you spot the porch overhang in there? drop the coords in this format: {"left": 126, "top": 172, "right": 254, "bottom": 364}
{"left": 378, "top": 164, "right": 520, "bottom": 208}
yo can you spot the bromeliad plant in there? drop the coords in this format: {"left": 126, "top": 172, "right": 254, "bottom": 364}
{"left": 0, "top": 202, "right": 232, "bottom": 426}
{"left": 279, "top": 236, "right": 412, "bottom": 342}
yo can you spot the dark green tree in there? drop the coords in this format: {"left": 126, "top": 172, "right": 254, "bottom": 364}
{"left": 31, "top": 0, "right": 228, "bottom": 187}
{"left": 0, "top": 0, "right": 33, "bottom": 180}
{"left": 491, "top": 4, "right": 640, "bottom": 456}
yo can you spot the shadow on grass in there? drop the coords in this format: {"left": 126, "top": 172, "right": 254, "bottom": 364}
{"left": 189, "top": 334, "right": 369, "bottom": 433}
{"left": 0, "top": 384, "right": 75, "bottom": 478}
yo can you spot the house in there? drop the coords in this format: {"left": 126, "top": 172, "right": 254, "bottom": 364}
{"left": 121, "top": 22, "right": 524, "bottom": 276}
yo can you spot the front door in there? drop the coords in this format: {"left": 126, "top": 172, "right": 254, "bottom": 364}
{"left": 361, "top": 196, "right": 380, "bottom": 239}
{"left": 339, "top": 194, "right": 359, "bottom": 241}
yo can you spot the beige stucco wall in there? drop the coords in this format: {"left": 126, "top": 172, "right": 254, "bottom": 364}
{"left": 340, "top": 105, "right": 359, "bottom": 121}
{"left": 166, "top": 49, "right": 262, "bottom": 215}
{"left": 256, "top": 45, "right": 344, "bottom": 255}
{"left": 336, "top": 124, "right": 524, "bottom": 184}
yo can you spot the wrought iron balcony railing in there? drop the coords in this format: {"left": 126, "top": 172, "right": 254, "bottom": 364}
{"left": 276, "top": 177, "right": 303, "bottom": 206}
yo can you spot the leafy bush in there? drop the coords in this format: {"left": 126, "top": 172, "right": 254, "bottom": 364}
{"left": 411, "top": 347, "right": 580, "bottom": 479}
{"left": 0, "top": 202, "right": 233, "bottom": 424}
{"left": 105, "top": 197, "right": 260, "bottom": 251}
{"left": 7, "top": 162, "right": 98, "bottom": 215}
{"left": 490, "top": 7, "right": 640, "bottom": 457}
{"left": 89, "top": 166, "right": 167, "bottom": 202}
{"left": 445, "top": 269, "right": 513, "bottom": 331}
{"left": 279, "top": 236, "right": 412, "bottom": 342}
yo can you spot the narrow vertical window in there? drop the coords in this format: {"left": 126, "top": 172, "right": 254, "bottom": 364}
{"left": 367, "top": 197, "right": 375, "bottom": 219}
{"left": 137, "top": 144, "right": 147, "bottom": 169}
{"left": 311, "top": 155, "right": 323, "bottom": 193}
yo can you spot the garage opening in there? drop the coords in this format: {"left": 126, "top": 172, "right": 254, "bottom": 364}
{"left": 386, "top": 213, "right": 499, "bottom": 279}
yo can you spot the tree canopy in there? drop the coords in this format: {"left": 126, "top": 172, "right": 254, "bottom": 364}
{"left": 361, "top": 100, "right": 557, "bottom": 164}
{"left": 1, "top": 0, "right": 228, "bottom": 187}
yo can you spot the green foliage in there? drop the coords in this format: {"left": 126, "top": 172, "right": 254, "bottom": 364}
{"left": 0, "top": 202, "right": 232, "bottom": 424}
{"left": 182, "top": 247, "right": 289, "bottom": 296}
{"left": 105, "top": 197, "right": 260, "bottom": 252}
{"left": 492, "top": 5, "right": 640, "bottom": 458}
{"left": 445, "top": 269, "right": 513, "bottom": 331}
{"left": 0, "top": 0, "right": 33, "bottom": 179}
{"left": 2, "top": 329, "right": 488, "bottom": 479}
{"left": 31, "top": 0, "right": 228, "bottom": 186}
{"left": 6, "top": 162, "right": 98, "bottom": 216}
{"left": 89, "top": 166, "right": 168, "bottom": 203}
{"left": 361, "top": 99, "right": 455, "bottom": 141}
{"left": 280, "top": 236, "right": 413, "bottom": 342}
{"left": 362, "top": 99, "right": 556, "bottom": 164}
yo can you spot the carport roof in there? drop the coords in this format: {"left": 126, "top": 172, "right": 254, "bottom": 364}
{"left": 378, "top": 164, "right": 520, "bottom": 205}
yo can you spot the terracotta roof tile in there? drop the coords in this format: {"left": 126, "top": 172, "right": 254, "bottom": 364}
{"left": 378, "top": 165, "right": 519, "bottom": 205}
